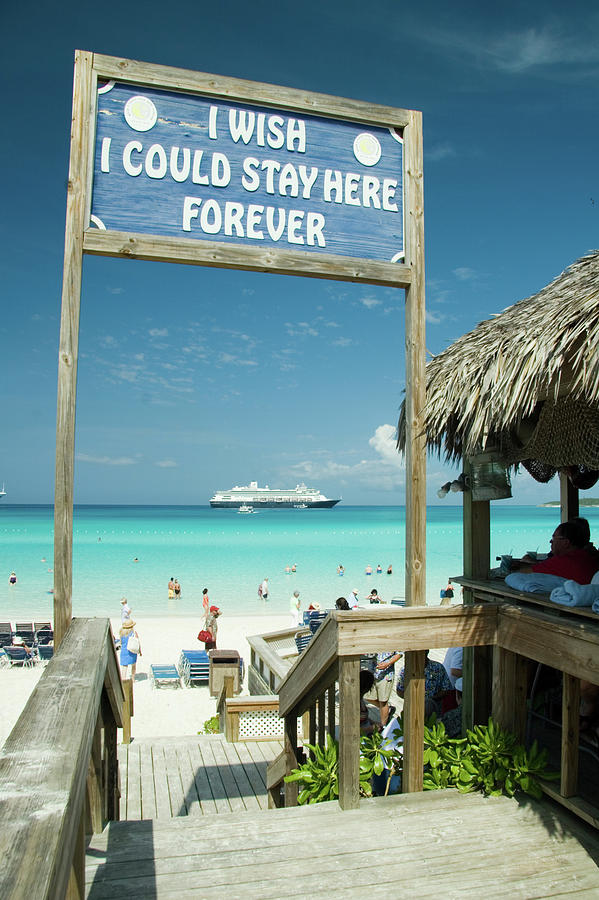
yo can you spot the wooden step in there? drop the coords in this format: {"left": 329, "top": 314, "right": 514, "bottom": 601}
{"left": 86, "top": 790, "right": 599, "bottom": 898}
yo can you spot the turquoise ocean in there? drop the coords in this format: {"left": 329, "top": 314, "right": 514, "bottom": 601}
{"left": 2, "top": 504, "right": 599, "bottom": 621}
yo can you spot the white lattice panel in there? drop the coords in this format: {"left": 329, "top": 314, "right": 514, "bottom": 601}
{"left": 238, "top": 710, "right": 302, "bottom": 738}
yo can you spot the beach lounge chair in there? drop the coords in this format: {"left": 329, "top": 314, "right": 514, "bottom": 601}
{"left": 151, "top": 664, "right": 181, "bottom": 688}
{"left": 15, "top": 623, "right": 35, "bottom": 644}
{"left": 35, "top": 628, "right": 54, "bottom": 645}
{"left": 178, "top": 650, "right": 210, "bottom": 687}
{"left": 391, "top": 597, "right": 406, "bottom": 607}
{"left": 4, "top": 647, "right": 36, "bottom": 668}
{"left": 37, "top": 645, "right": 54, "bottom": 664}
{"left": 0, "top": 630, "right": 13, "bottom": 649}
{"left": 294, "top": 631, "right": 313, "bottom": 653}
{"left": 34, "top": 621, "right": 52, "bottom": 632}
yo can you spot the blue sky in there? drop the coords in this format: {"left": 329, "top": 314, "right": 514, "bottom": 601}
{"left": 1, "top": 0, "right": 598, "bottom": 505}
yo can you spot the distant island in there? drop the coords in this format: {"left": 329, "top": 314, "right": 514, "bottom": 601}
{"left": 541, "top": 498, "right": 599, "bottom": 507}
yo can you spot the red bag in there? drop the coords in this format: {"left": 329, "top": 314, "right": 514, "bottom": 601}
{"left": 197, "top": 629, "right": 212, "bottom": 643}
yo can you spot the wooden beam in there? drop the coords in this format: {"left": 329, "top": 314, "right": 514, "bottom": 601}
{"left": 83, "top": 229, "right": 412, "bottom": 289}
{"left": 283, "top": 715, "right": 299, "bottom": 807}
{"left": 560, "top": 470, "right": 579, "bottom": 522}
{"left": 91, "top": 52, "right": 412, "bottom": 128}
{"left": 327, "top": 684, "right": 336, "bottom": 739}
{"left": 497, "top": 605, "right": 599, "bottom": 685}
{"left": 335, "top": 605, "right": 499, "bottom": 657}
{"left": 337, "top": 657, "right": 360, "bottom": 810}
{"left": 491, "top": 647, "right": 528, "bottom": 741}
{"left": 561, "top": 674, "right": 580, "bottom": 798}
{"left": 317, "top": 693, "right": 326, "bottom": 746}
{"left": 278, "top": 617, "right": 338, "bottom": 717}
{"left": 403, "top": 108, "right": 426, "bottom": 609}
{"left": 54, "top": 51, "right": 96, "bottom": 647}
{"left": 402, "top": 649, "right": 425, "bottom": 793}
{"left": 462, "top": 487, "right": 491, "bottom": 730}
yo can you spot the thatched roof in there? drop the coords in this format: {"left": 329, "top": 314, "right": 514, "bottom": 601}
{"left": 398, "top": 250, "right": 599, "bottom": 473}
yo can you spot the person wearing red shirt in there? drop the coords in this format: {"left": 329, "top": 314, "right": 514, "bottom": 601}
{"left": 519, "top": 521, "right": 599, "bottom": 584}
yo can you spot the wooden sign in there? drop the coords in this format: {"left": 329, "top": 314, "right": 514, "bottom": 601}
{"left": 92, "top": 82, "right": 404, "bottom": 265}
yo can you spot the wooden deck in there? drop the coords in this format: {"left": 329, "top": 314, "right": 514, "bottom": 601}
{"left": 119, "top": 735, "right": 283, "bottom": 820}
{"left": 87, "top": 788, "right": 599, "bottom": 898}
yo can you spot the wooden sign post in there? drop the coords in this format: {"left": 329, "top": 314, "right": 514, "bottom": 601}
{"left": 54, "top": 54, "right": 426, "bottom": 681}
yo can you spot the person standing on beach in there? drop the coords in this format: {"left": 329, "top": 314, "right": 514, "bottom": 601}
{"left": 204, "top": 605, "right": 220, "bottom": 650}
{"left": 119, "top": 619, "right": 141, "bottom": 679}
{"left": 168, "top": 578, "right": 175, "bottom": 599}
{"left": 120, "top": 597, "right": 132, "bottom": 622}
{"left": 261, "top": 578, "right": 269, "bottom": 599}
{"left": 290, "top": 590, "right": 300, "bottom": 626}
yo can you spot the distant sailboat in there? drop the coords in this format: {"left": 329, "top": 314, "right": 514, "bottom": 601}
{"left": 0, "top": 484, "right": 6, "bottom": 501}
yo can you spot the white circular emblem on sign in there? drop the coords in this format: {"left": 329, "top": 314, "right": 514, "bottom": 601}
{"left": 353, "top": 133, "right": 382, "bottom": 167}
{"left": 124, "top": 96, "right": 158, "bottom": 132}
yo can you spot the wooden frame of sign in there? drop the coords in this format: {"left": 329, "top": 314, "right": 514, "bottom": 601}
{"left": 55, "top": 52, "right": 426, "bottom": 650}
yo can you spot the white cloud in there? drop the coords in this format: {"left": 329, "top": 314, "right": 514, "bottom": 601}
{"left": 359, "top": 296, "right": 382, "bottom": 309}
{"left": 76, "top": 453, "right": 138, "bottom": 466}
{"left": 149, "top": 328, "right": 168, "bottom": 338}
{"left": 426, "top": 309, "right": 446, "bottom": 325}
{"left": 285, "top": 321, "right": 319, "bottom": 337}
{"left": 453, "top": 267, "right": 477, "bottom": 281}
{"left": 332, "top": 336, "right": 353, "bottom": 347}
{"left": 107, "top": 286, "right": 124, "bottom": 295}
{"left": 426, "top": 143, "right": 456, "bottom": 162}
{"left": 286, "top": 424, "right": 405, "bottom": 493}
{"left": 155, "top": 459, "right": 177, "bottom": 468}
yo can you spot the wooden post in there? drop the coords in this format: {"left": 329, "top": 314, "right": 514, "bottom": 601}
{"left": 86, "top": 717, "right": 103, "bottom": 833}
{"left": 560, "top": 471, "right": 579, "bottom": 523}
{"left": 327, "top": 684, "right": 336, "bottom": 739}
{"left": 308, "top": 702, "right": 317, "bottom": 753}
{"left": 402, "top": 649, "right": 425, "bottom": 793}
{"left": 121, "top": 678, "right": 133, "bottom": 744}
{"left": 284, "top": 714, "right": 299, "bottom": 807}
{"left": 561, "top": 674, "right": 580, "bottom": 798}
{"left": 404, "top": 109, "right": 426, "bottom": 611}
{"left": 338, "top": 657, "right": 360, "bottom": 810}
{"left": 492, "top": 647, "right": 528, "bottom": 740}
{"left": 462, "top": 486, "right": 492, "bottom": 729}
{"left": 102, "top": 693, "right": 119, "bottom": 822}
{"left": 65, "top": 806, "right": 85, "bottom": 900}
{"left": 54, "top": 51, "right": 95, "bottom": 647}
{"left": 317, "top": 693, "right": 326, "bottom": 746}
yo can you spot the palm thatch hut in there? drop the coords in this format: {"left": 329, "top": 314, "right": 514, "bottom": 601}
{"left": 398, "top": 249, "right": 599, "bottom": 493}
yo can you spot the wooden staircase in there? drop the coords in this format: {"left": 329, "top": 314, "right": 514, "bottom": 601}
{"left": 86, "top": 787, "right": 599, "bottom": 898}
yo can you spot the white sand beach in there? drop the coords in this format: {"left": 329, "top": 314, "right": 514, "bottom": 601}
{"left": 0, "top": 613, "right": 290, "bottom": 748}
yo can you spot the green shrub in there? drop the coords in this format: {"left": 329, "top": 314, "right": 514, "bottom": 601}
{"left": 284, "top": 715, "right": 557, "bottom": 805}
{"left": 201, "top": 714, "right": 220, "bottom": 734}
{"left": 423, "top": 717, "right": 558, "bottom": 798}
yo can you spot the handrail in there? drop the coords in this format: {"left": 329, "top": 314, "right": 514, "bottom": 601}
{"left": 273, "top": 601, "right": 599, "bottom": 826}
{"left": 278, "top": 605, "right": 498, "bottom": 718}
{"left": 0, "top": 617, "right": 124, "bottom": 900}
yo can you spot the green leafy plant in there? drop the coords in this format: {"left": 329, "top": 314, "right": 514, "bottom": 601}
{"left": 201, "top": 714, "right": 220, "bottom": 734}
{"left": 423, "top": 717, "right": 558, "bottom": 798}
{"left": 284, "top": 734, "right": 376, "bottom": 804}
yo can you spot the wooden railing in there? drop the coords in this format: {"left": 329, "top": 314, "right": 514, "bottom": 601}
{"left": 268, "top": 601, "right": 599, "bottom": 827}
{"left": 246, "top": 626, "right": 300, "bottom": 694}
{"left": 269, "top": 604, "right": 498, "bottom": 809}
{"left": 0, "top": 617, "right": 125, "bottom": 899}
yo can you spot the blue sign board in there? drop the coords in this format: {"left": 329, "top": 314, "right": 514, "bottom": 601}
{"left": 91, "top": 82, "right": 404, "bottom": 263}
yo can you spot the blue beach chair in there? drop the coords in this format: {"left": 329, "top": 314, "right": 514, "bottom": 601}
{"left": 151, "top": 664, "right": 181, "bottom": 688}
{"left": 294, "top": 631, "right": 313, "bottom": 653}
{"left": 178, "top": 650, "right": 210, "bottom": 687}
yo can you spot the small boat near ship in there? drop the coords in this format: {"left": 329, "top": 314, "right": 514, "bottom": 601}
{"left": 237, "top": 504, "right": 256, "bottom": 514}
{"left": 210, "top": 481, "right": 340, "bottom": 509}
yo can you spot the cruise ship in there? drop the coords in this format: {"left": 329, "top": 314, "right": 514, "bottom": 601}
{"left": 209, "top": 481, "right": 340, "bottom": 509}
